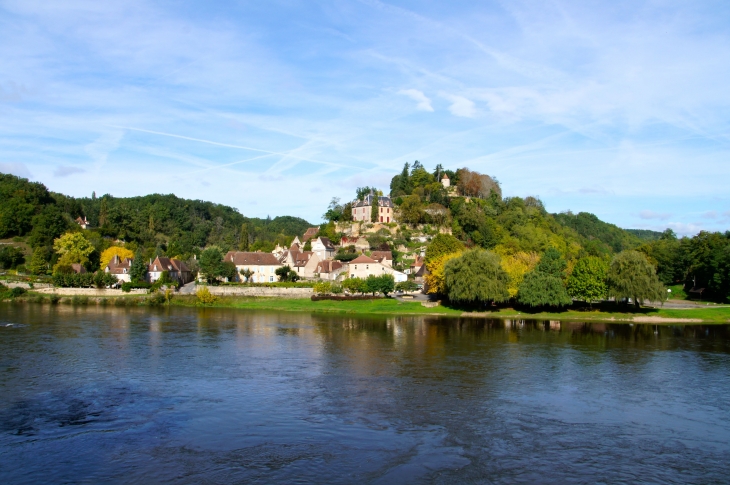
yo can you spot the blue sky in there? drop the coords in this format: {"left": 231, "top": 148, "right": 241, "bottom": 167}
{"left": 1, "top": 0, "right": 729, "bottom": 234}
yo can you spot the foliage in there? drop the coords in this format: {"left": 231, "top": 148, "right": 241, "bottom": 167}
{"left": 240, "top": 268, "right": 254, "bottom": 283}
{"left": 276, "top": 265, "right": 300, "bottom": 282}
{"left": 0, "top": 173, "right": 57, "bottom": 238}
{"left": 130, "top": 252, "right": 148, "bottom": 282}
{"left": 121, "top": 281, "right": 151, "bottom": 292}
{"left": 371, "top": 193, "right": 379, "bottom": 224}
{"left": 425, "top": 252, "right": 461, "bottom": 295}
{"left": 313, "top": 281, "right": 332, "bottom": 295}
{"left": 567, "top": 256, "right": 609, "bottom": 303}
{"left": 53, "top": 232, "right": 94, "bottom": 271}
{"left": 398, "top": 195, "right": 424, "bottom": 225}
{"left": 517, "top": 248, "right": 572, "bottom": 307}
{"left": 0, "top": 246, "right": 25, "bottom": 269}
{"left": 199, "top": 247, "right": 225, "bottom": 284}
{"left": 554, "top": 212, "right": 643, "bottom": 254}
{"left": 196, "top": 286, "right": 218, "bottom": 305}
{"left": 52, "top": 271, "right": 117, "bottom": 288}
{"left": 27, "top": 247, "right": 51, "bottom": 275}
{"left": 342, "top": 277, "right": 364, "bottom": 294}
{"left": 363, "top": 274, "right": 395, "bottom": 296}
{"left": 444, "top": 249, "right": 509, "bottom": 304}
{"left": 607, "top": 250, "right": 667, "bottom": 307}
{"left": 455, "top": 168, "right": 501, "bottom": 199}
{"left": 499, "top": 251, "right": 540, "bottom": 298}
{"left": 303, "top": 240, "right": 312, "bottom": 251}
{"left": 395, "top": 280, "right": 419, "bottom": 292}
{"left": 425, "top": 234, "right": 465, "bottom": 263}
{"left": 99, "top": 246, "right": 135, "bottom": 270}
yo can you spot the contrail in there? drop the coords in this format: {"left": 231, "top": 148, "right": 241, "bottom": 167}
{"left": 108, "top": 125, "right": 352, "bottom": 169}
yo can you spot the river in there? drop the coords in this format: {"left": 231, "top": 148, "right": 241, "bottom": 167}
{"left": 1, "top": 303, "right": 729, "bottom": 484}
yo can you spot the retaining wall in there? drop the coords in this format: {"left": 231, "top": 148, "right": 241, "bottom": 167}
{"left": 206, "top": 286, "right": 313, "bottom": 298}
{"left": 35, "top": 288, "right": 148, "bottom": 296}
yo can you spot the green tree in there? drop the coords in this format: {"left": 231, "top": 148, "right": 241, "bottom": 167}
{"left": 364, "top": 275, "right": 380, "bottom": 295}
{"left": 425, "top": 234, "right": 465, "bottom": 263}
{"left": 303, "top": 240, "right": 312, "bottom": 251}
{"left": 27, "top": 205, "right": 69, "bottom": 249}
{"left": 517, "top": 248, "right": 572, "bottom": 308}
{"left": 28, "top": 247, "right": 51, "bottom": 275}
{"left": 567, "top": 256, "right": 609, "bottom": 304}
{"left": 276, "top": 265, "right": 299, "bottom": 282}
{"left": 130, "top": 252, "right": 148, "bottom": 282}
{"left": 342, "top": 277, "right": 363, "bottom": 294}
{"left": 376, "top": 274, "right": 395, "bottom": 296}
{"left": 0, "top": 246, "right": 25, "bottom": 269}
{"left": 199, "top": 247, "right": 225, "bottom": 284}
{"left": 444, "top": 249, "right": 510, "bottom": 304}
{"left": 398, "top": 195, "right": 424, "bottom": 225}
{"left": 371, "top": 193, "right": 379, "bottom": 223}
{"left": 607, "top": 250, "right": 666, "bottom": 308}
{"left": 239, "top": 223, "right": 249, "bottom": 251}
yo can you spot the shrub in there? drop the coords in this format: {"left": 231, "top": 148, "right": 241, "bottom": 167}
{"left": 196, "top": 286, "right": 218, "bottom": 305}
{"left": 9, "top": 287, "right": 27, "bottom": 298}
{"left": 313, "top": 281, "right": 332, "bottom": 295}
{"left": 122, "top": 281, "right": 152, "bottom": 293}
{"left": 49, "top": 294, "right": 61, "bottom": 304}
{"left": 146, "top": 292, "right": 166, "bottom": 307}
{"left": 396, "top": 281, "right": 419, "bottom": 292}
{"left": 71, "top": 295, "right": 89, "bottom": 305}
{"left": 331, "top": 283, "right": 343, "bottom": 294}
{"left": 114, "top": 297, "right": 128, "bottom": 307}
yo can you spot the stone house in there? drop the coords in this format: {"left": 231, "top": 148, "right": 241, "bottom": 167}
{"left": 75, "top": 216, "right": 90, "bottom": 229}
{"left": 340, "top": 236, "right": 370, "bottom": 251}
{"left": 315, "top": 260, "right": 346, "bottom": 281}
{"left": 348, "top": 254, "right": 407, "bottom": 282}
{"left": 148, "top": 256, "right": 193, "bottom": 284}
{"left": 105, "top": 255, "right": 133, "bottom": 283}
{"left": 351, "top": 193, "right": 395, "bottom": 223}
{"left": 280, "top": 247, "right": 322, "bottom": 279}
{"left": 225, "top": 251, "right": 283, "bottom": 283}
{"left": 312, "top": 237, "right": 335, "bottom": 260}
{"left": 370, "top": 251, "right": 393, "bottom": 267}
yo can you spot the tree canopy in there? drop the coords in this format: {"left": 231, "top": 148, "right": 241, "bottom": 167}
{"left": 607, "top": 250, "right": 666, "bottom": 307}
{"left": 444, "top": 249, "right": 509, "bottom": 304}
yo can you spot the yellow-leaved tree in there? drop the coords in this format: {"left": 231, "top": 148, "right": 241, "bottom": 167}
{"left": 423, "top": 234, "right": 465, "bottom": 295}
{"left": 99, "top": 246, "right": 135, "bottom": 270}
{"left": 52, "top": 232, "right": 94, "bottom": 273}
{"left": 499, "top": 251, "right": 540, "bottom": 298}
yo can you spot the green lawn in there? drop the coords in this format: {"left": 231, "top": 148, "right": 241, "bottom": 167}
{"left": 169, "top": 296, "right": 730, "bottom": 323}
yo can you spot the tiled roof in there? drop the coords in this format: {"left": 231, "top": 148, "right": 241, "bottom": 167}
{"left": 106, "top": 257, "right": 133, "bottom": 274}
{"left": 148, "top": 256, "right": 190, "bottom": 273}
{"left": 316, "top": 260, "right": 343, "bottom": 273}
{"left": 224, "top": 251, "right": 282, "bottom": 266}
{"left": 317, "top": 237, "right": 335, "bottom": 250}
{"left": 352, "top": 194, "right": 394, "bottom": 208}
{"left": 371, "top": 251, "right": 392, "bottom": 263}
{"left": 350, "top": 254, "right": 377, "bottom": 264}
{"left": 293, "top": 251, "right": 314, "bottom": 267}
{"left": 302, "top": 227, "right": 319, "bottom": 242}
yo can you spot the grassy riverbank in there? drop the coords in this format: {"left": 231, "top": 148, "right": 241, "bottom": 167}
{"left": 166, "top": 295, "right": 730, "bottom": 324}
{"left": 4, "top": 292, "right": 730, "bottom": 323}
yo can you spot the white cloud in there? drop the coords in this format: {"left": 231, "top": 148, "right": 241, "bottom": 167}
{"left": 54, "top": 166, "right": 86, "bottom": 177}
{"left": 440, "top": 93, "right": 476, "bottom": 118}
{"left": 397, "top": 89, "right": 433, "bottom": 112}
{"left": 0, "top": 162, "right": 32, "bottom": 178}
{"left": 639, "top": 210, "right": 672, "bottom": 220}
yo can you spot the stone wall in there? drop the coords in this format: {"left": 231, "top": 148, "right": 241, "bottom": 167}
{"left": 206, "top": 286, "right": 313, "bottom": 298}
{"left": 4, "top": 282, "right": 53, "bottom": 289}
{"left": 35, "top": 288, "right": 148, "bottom": 296}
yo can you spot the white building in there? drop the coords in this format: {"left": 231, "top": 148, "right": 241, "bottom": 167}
{"left": 224, "top": 251, "right": 283, "bottom": 283}
{"left": 348, "top": 254, "right": 407, "bottom": 282}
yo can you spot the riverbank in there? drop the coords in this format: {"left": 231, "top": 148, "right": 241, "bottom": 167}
{"left": 5, "top": 292, "right": 730, "bottom": 323}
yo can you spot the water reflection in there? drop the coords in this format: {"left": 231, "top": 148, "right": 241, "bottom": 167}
{"left": 0, "top": 303, "right": 729, "bottom": 484}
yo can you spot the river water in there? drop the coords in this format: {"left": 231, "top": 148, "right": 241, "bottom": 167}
{"left": 0, "top": 304, "right": 729, "bottom": 484}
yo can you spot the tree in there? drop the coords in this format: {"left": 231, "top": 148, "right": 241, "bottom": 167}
{"left": 456, "top": 168, "right": 501, "bottom": 199}
{"left": 239, "top": 223, "right": 249, "bottom": 251}
{"left": 499, "top": 251, "right": 540, "bottom": 298}
{"left": 607, "top": 250, "right": 666, "bottom": 308}
{"left": 323, "top": 198, "right": 344, "bottom": 222}
{"left": 376, "top": 274, "right": 395, "bottom": 296}
{"left": 425, "top": 252, "right": 461, "bottom": 295}
{"left": 342, "top": 277, "right": 363, "bottom": 294}
{"left": 27, "top": 205, "right": 69, "bottom": 249}
{"left": 398, "top": 195, "right": 424, "bottom": 225}
{"left": 567, "top": 256, "right": 609, "bottom": 304}
{"left": 240, "top": 268, "right": 253, "bottom": 283}
{"left": 221, "top": 261, "right": 237, "bottom": 282}
{"left": 364, "top": 275, "right": 380, "bottom": 295}
{"left": 444, "top": 249, "right": 510, "bottom": 304}
{"left": 52, "top": 232, "right": 94, "bottom": 272}
{"left": 371, "top": 193, "right": 379, "bottom": 223}
{"left": 517, "top": 248, "right": 572, "bottom": 308}
{"left": 425, "top": 234, "right": 465, "bottom": 263}
{"left": 199, "top": 247, "right": 225, "bottom": 284}
{"left": 303, "top": 240, "right": 312, "bottom": 251}
{"left": 130, "top": 251, "right": 148, "bottom": 282}
{"left": 99, "top": 246, "right": 135, "bottom": 270}
{"left": 0, "top": 246, "right": 25, "bottom": 269}
{"left": 276, "top": 265, "right": 299, "bottom": 282}
{"left": 28, "top": 247, "right": 51, "bottom": 275}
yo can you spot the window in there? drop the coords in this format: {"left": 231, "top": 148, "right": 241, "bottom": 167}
{"left": 366, "top": 265, "right": 369, "bottom": 270}
{"left": 354, "top": 265, "right": 357, "bottom": 270}
{"left": 380, "top": 207, "right": 383, "bottom": 213}
{"left": 270, "top": 276, "right": 274, "bottom": 282}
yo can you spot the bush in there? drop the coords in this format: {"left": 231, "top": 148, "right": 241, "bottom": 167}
{"left": 331, "top": 283, "right": 343, "bottom": 294}
{"left": 146, "top": 292, "right": 166, "bottom": 307}
{"left": 121, "top": 281, "right": 152, "bottom": 293}
{"left": 396, "top": 281, "right": 419, "bottom": 292}
{"left": 114, "top": 297, "right": 128, "bottom": 307}
{"left": 49, "top": 294, "right": 61, "bottom": 304}
{"left": 313, "top": 281, "right": 332, "bottom": 295}
{"left": 53, "top": 271, "right": 118, "bottom": 288}
{"left": 196, "top": 286, "right": 218, "bottom": 305}
{"left": 9, "top": 287, "right": 26, "bottom": 298}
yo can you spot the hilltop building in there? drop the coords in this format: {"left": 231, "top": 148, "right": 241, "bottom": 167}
{"left": 352, "top": 193, "right": 395, "bottom": 223}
